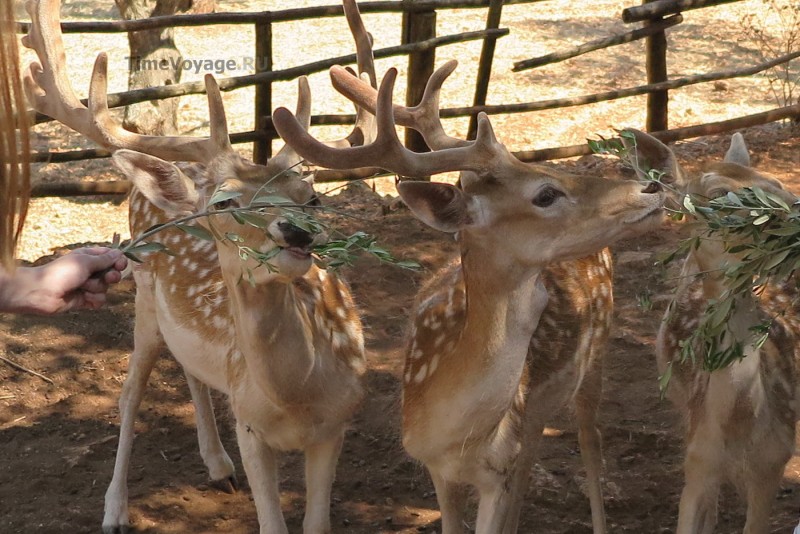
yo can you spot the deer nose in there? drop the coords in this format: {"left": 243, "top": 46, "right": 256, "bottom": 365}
{"left": 641, "top": 181, "right": 662, "bottom": 194}
{"left": 277, "top": 221, "right": 314, "bottom": 248}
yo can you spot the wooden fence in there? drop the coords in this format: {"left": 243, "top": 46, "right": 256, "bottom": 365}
{"left": 20, "top": 0, "right": 800, "bottom": 197}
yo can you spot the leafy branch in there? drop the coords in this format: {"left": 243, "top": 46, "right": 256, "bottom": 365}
{"left": 117, "top": 181, "right": 419, "bottom": 273}
{"left": 590, "top": 133, "right": 800, "bottom": 375}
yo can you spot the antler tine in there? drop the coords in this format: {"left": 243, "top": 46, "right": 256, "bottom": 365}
{"left": 331, "top": 60, "right": 468, "bottom": 150}
{"left": 273, "top": 68, "right": 506, "bottom": 178}
{"left": 22, "top": 0, "right": 104, "bottom": 146}
{"left": 342, "top": 0, "right": 377, "bottom": 146}
{"left": 23, "top": 0, "right": 232, "bottom": 164}
{"left": 270, "top": 76, "right": 312, "bottom": 170}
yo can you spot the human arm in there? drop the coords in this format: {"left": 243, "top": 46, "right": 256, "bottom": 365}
{"left": 0, "top": 247, "right": 128, "bottom": 314}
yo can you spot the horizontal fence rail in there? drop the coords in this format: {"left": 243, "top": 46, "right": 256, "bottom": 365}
{"left": 23, "top": 0, "right": 800, "bottom": 198}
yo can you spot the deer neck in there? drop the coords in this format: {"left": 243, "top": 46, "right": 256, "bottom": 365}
{"left": 410, "top": 235, "right": 549, "bottom": 444}
{"left": 687, "top": 245, "right": 764, "bottom": 396}
{"left": 224, "top": 274, "right": 315, "bottom": 406}
{"left": 460, "top": 239, "right": 549, "bottom": 355}
{"left": 690, "top": 245, "right": 760, "bottom": 340}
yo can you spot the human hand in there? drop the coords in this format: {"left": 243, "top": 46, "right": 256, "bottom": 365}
{"left": 0, "top": 247, "right": 128, "bottom": 314}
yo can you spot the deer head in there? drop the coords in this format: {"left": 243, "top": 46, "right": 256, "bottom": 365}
{"left": 274, "top": 65, "right": 667, "bottom": 272}
{"left": 624, "top": 129, "right": 797, "bottom": 275}
{"left": 22, "top": 0, "right": 377, "bottom": 283}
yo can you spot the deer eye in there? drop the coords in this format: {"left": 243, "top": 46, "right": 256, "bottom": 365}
{"left": 211, "top": 198, "right": 237, "bottom": 210}
{"left": 532, "top": 186, "right": 564, "bottom": 208}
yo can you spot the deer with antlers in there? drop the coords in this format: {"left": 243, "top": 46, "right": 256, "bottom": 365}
{"left": 273, "top": 60, "right": 666, "bottom": 532}
{"left": 23, "top": 0, "right": 376, "bottom": 532}
{"left": 624, "top": 130, "right": 800, "bottom": 534}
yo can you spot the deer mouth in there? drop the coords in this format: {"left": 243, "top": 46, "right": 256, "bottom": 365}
{"left": 284, "top": 246, "right": 313, "bottom": 260}
{"left": 626, "top": 206, "right": 664, "bottom": 224}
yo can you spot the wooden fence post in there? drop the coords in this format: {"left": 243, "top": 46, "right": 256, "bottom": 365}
{"left": 402, "top": 4, "right": 437, "bottom": 155}
{"left": 467, "top": 0, "right": 504, "bottom": 140}
{"left": 644, "top": 0, "right": 669, "bottom": 131}
{"left": 254, "top": 21, "right": 273, "bottom": 164}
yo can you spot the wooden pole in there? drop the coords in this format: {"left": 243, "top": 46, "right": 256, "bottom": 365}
{"left": 467, "top": 0, "right": 504, "bottom": 139}
{"left": 253, "top": 22, "right": 273, "bottom": 164}
{"left": 645, "top": 0, "right": 669, "bottom": 132}
{"left": 31, "top": 181, "right": 131, "bottom": 197}
{"left": 622, "top": 0, "right": 743, "bottom": 23}
{"left": 403, "top": 6, "right": 437, "bottom": 154}
{"left": 513, "top": 14, "right": 682, "bottom": 71}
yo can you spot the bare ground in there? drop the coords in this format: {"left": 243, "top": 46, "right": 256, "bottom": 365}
{"left": 3, "top": 1, "right": 800, "bottom": 533}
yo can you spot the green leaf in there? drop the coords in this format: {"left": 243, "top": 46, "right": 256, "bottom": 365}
{"left": 123, "top": 251, "right": 143, "bottom": 263}
{"left": 394, "top": 260, "right": 422, "bottom": 271}
{"left": 762, "top": 248, "right": 792, "bottom": 271}
{"left": 236, "top": 212, "right": 271, "bottom": 229}
{"left": 208, "top": 189, "right": 243, "bottom": 206}
{"left": 752, "top": 214, "right": 770, "bottom": 225}
{"left": 176, "top": 223, "right": 214, "bottom": 241}
{"left": 658, "top": 361, "right": 673, "bottom": 396}
{"left": 725, "top": 191, "right": 744, "bottom": 206}
{"left": 253, "top": 195, "right": 294, "bottom": 206}
{"left": 683, "top": 195, "right": 696, "bottom": 214}
{"left": 231, "top": 211, "right": 247, "bottom": 225}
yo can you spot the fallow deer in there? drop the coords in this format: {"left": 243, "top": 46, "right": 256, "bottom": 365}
{"left": 23, "top": 0, "right": 374, "bottom": 531}
{"left": 273, "top": 64, "right": 667, "bottom": 533}
{"left": 626, "top": 130, "right": 800, "bottom": 534}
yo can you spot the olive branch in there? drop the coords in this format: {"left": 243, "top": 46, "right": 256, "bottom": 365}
{"left": 590, "top": 132, "right": 800, "bottom": 383}
{"left": 115, "top": 166, "right": 420, "bottom": 278}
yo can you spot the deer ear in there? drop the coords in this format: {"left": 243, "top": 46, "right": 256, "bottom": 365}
{"left": 112, "top": 150, "right": 199, "bottom": 217}
{"left": 724, "top": 132, "right": 750, "bottom": 167}
{"left": 397, "top": 181, "right": 470, "bottom": 233}
{"left": 621, "top": 129, "right": 685, "bottom": 188}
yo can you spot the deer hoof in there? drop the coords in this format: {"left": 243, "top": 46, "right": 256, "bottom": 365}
{"left": 210, "top": 474, "right": 239, "bottom": 494}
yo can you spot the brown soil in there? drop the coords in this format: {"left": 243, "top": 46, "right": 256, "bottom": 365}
{"left": 3, "top": 1, "right": 800, "bottom": 533}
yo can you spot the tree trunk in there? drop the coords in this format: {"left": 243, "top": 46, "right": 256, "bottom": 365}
{"left": 115, "top": 0, "right": 214, "bottom": 135}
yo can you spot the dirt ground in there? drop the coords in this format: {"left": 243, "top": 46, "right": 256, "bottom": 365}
{"left": 3, "top": 1, "right": 800, "bottom": 533}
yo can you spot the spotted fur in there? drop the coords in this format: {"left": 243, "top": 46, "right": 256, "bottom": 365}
{"left": 402, "top": 248, "right": 613, "bottom": 529}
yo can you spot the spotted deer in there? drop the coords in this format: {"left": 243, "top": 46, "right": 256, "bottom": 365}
{"left": 23, "top": 0, "right": 374, "bottom": 532}
{"left": 626, "top": 130, "right": 800, "bottom": 534}
{"left": 273, "top": 62, "right": 666, "bottom": 533}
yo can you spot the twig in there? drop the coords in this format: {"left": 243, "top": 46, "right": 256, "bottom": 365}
{"left": 0, "top": 355, "right": 54, "bottom": 384}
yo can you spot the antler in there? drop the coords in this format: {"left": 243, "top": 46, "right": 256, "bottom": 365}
{"left": 273, "top": 68, "right": 511, "bottom": 178}
{"left": 330, "top": 59, "right": 469, "bottom": 150}
{"left": 342, "top": 0, "right": 377, "bottom": 146}
{"left": 23, "top": 0, "right": 232, "bottom": 164}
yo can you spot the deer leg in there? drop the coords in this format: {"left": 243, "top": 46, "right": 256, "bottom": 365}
{"left": 235, "top": 421, "right": 288, "bottom": 534}
{"left": 675, "top": 434, "right": 722, "bottom": 534}
{"left": 430, "top": 470, "right": 469, "bottom": 534}
{"left": 103, "top": 276, "right": 163, "bottom": 534}
{"left": 742, "top": 457, "right": 787, "bottom": 534}
{"left": 502, "top": 379, "right": 577, "bottom": 534}
{"left": 475, "top": 481, "right": 513, "bottom": 534}
{"left": 184, "top": 372, "right": 237, "bottom": 493}
{"left": 302, "top": 431, "right": 345, "bottom": 534}
{"left": 575, "top": 369, "right": 606, "bottom": 534}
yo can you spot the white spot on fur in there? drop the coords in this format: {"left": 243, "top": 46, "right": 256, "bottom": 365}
{"left": 414, "top": 364, "right": 428, "bottom": 384}
{"left": 429, "top": 353, "right": 440, "bottom": 375}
